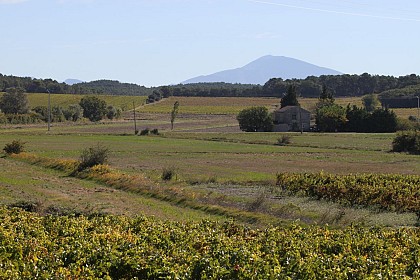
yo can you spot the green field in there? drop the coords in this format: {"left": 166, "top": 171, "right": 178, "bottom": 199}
{"left": 1, "top": 121, "right": 419, "bottom": 226}
{"left": 1, "top": 96, "right": 419, "bottom": 223}
{"left": 0, "top": 156, "right": 222, "bottom": 222}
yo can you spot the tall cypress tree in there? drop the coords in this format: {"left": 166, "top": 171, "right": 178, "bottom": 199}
{"left": 280, "top": 85, "right": 300, "bottom": 108}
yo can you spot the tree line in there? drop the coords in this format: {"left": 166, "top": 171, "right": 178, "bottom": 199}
{"left": 147, "top": 73, "right": 420, "bottom": 103}
{"left": 0, "top": 74, "right": 152, "bottom": 96}
{"left": 3, "top": 72, "right": 419, "bottom": 102}
{"left": 0, "top": 87, "right": 121, "bottom": 124}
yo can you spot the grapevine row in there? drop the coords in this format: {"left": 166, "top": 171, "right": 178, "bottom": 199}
{"left": 275, "top": 172, "right": 420, "bottom": 212}
{"left": 1, "top": 207, "right": 419, "bottom": 279}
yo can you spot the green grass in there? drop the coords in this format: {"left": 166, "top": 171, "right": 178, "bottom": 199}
{"left": 0, "top": 156, "right": 226, "bottom": 222}
{"left": 0, "top": 131, "right": 418, "bottom": 184}
{"left": 164, "top": 132, "right": 395, "bottom": 151}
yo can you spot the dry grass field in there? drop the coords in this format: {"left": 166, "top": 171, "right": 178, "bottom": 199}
{"left": 138, "top": 96, "right": 364, "bottom": 115}
{"left": 26, "top": 93, "right": 148, "bottom": 111}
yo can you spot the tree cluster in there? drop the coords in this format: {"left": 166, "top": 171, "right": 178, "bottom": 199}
{"left": 0, "top": 87, "right": 121, "bottom": 124}
{"left": 237, "top": 87, "right": 400, "bottom": 133}
{"left": 0, "top": 87, "right": 29, "bottom": 114}
{"left": 264, "top": 73, "right": 420, "bottom": 98}
{"left": 236, "top": 107, "right": 273, "bottom": 132}
{"left": 73, "top": 80, "right": 152, "bottom": 96}
{"left": 316, "top": 103, "right": 398, "bottom": 133}
{"left": 79, "top": 96, "right": 121, "bottom": 122}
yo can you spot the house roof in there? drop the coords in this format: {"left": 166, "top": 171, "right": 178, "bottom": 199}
{"left": 276, "top": 106, "right": 310, "bottom": 114}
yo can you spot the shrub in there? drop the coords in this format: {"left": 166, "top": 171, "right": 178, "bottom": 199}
{"left": 162, "top": 167, "right": 176, "bottom": 181}
{"left": 8, "top": 200, "right": 42, "bottom": 213}
{"left": 277, "top": 135, "right": 291, "bottom": 146}
{"left": 77, "top": 144, "right": 110, "bottom": 171}
{"left": 63, "top": 104, "right": 84, "bottom": 121}
{"left": 106, "top": 105, "right": 122, "bottom": 120}
{"left": 3, "top": 140, "right": 26, "bottom": 155}
{"left": 247, "top": 192, "right": 266, "bottom": 211}
{"left": 396, "top": 118, "right": 420, "bottom": 131}
{"left": 408, "top": 115, "right": 417, "bottom": 122}
{"left": 392, "top": 131, "right": 420, "bottom": 155}
{"left": 139, "top": 128, "right": 150, "bottom": 135}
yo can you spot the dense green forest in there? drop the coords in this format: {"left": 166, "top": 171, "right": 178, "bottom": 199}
{"left": 0, "top": 74, "right": 152, "bottom": 96}
{"left": 147, "top": 73, "right": 420, "bottom": 103}
{"left": 1, "top": 73, "right": 419, "bottom": 101}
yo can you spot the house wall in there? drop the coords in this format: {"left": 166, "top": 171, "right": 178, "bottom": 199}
{"left": 273, "top": 107, "right": 311, "bottom": 132}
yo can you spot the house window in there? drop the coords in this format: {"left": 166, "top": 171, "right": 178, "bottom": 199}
{"left": 292, "top": 114, "right": 297, "bottom": 121}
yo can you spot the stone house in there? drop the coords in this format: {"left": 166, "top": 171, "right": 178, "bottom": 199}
{"left": 272, "top": 106, "right": 311, "bottom": 132}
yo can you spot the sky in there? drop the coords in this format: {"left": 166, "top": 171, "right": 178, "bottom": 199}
{"left": 1, "top": 0, "right": 420, "bottom": 87}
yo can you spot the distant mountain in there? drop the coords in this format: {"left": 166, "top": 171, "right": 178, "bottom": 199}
{"left": 64, "top": 79, "right": 84, "bottom": 85}
{"left": 182, "top": 55, "right": 342, "bottom": 85}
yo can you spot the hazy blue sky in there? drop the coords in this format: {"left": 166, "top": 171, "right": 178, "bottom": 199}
{"left": 1, "top": 0, "right": 420, "bottom": 86}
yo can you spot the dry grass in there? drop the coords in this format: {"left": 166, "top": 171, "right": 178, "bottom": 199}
{"left": 140, "top": 96, "right": 280, "bottom": 114}
{"left": 26, "top": 93, "right": 147, "bottom": 111}
{"left": 140, "top": 96, "right": 365, "bottom": 116}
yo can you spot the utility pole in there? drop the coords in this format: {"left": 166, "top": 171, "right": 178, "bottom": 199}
{"left": 47, "top": 89, "right": 51, "bottom": 132}
{"left": 133, "top": 101, "right": 137, "bottom": 135}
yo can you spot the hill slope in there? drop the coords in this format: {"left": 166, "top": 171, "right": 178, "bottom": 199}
{"left": 182, "top": 55, "right": 342, "bottom": 85}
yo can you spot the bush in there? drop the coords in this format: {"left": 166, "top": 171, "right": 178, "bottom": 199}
{"left": 396, "top": 118, "right": 419, "bottom": 131}
{"left": 140, "top": 129, "right": 149, "bottom": 135}
{"left": 8, "top": 200, "right": 42, "bottom": 213}
{"left": 162, "top": 167, "right": 176, "bottom": 181}
{"left": 237, "top": 107, "right": 273, "bottom": 132}
{"left": 392, "top": 131, "right": 420, "bottom": 154}
{"left": 63, "top": 104, "right": 84, "bottom": 121}
{"left": 3, "top": 140, "right": 26, "bottom": 154}
{"left": 77, "top": 144, "right": 110, "bottom": 171}
{"left": 139, "top": 128, "right": 150, "bottom": 135}
{"left": 277, "top": 135, "right": 291, "bottom": 146}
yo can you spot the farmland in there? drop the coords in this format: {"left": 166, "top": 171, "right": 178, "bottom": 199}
{"left": 1, "top": 207, "right": 420, "bottom": 279}
{"left": 1, "top": 95, "right": 420, "bottom": 278}
{"left": 0, "top": 92, "right": 148, "bottom": 112}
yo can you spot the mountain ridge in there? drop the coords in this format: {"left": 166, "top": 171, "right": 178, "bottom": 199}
{"left": 64, "top": 79, "right": 84, "bottom": 85}
{"left": 182, "top": 55, "right": 342, "bottom": 85}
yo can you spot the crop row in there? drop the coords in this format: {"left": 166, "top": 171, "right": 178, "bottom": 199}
{"left": 275, "top": 172, "right": 420, "bottom": 213}
{"left": 1, "top": 207, "right": 419, "bottom": 279}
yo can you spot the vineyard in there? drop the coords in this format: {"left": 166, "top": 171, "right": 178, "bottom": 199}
{"left": 1, "top": 94, "right": 420, "bottom": 279}
{"left": 275, "top": 172, "right": 420, "bottom": 213}
{"left": 1, "top": 207, "right": 419, "bottom": 279}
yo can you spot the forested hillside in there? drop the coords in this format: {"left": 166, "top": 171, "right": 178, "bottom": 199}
{"left": 0, "top": 74, "right": 151, "bottom": 96}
